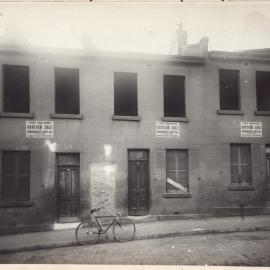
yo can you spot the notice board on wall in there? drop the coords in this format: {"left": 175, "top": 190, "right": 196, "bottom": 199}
{"left": 156, "top": 121, "right": 180, "bottom": 138}
{"left": 26, "top": 121, "right": 54, "bottom": 138}
{"left": 90, "top": 162, "right": 116, "bottom": 215}
{"left": 240, "top": 122, "right": 262, "bottom": 137}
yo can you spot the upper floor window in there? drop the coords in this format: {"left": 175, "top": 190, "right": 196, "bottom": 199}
{"left": 256, "top": 71, "right": 270, "bottom": 111}
{"left": 114, "top": 72, "right": 138, "bottom": 116}
{"left": 164, "top": 75, "right": 185, "bottom": 117}
{"left": 55, "top": 68, "right": 79, "bottom": 114}
{"left": 1, "top": 151, "right": 30, "bottom": 201}
{"left": 166, "top": 149, "right": 189, "bottom": 193}
{"left": 219, "top": 69, "right": 240, "bottom": 111}
{"left": 3, "top": 65, "right": 29, "bottom": 113}
{"left": 230, "top": 144, "right": 252, "bottom": 186}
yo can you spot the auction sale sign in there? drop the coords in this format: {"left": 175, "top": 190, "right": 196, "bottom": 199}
{"left": 240, "top": 122, "right": 262, "bottom": 137}
{"left": 26, "top": 121, "right": 54, "bottom": 138}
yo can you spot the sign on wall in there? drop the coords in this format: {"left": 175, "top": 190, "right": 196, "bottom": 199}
{"left": 156, "top": 121, "right": 180, "bottom": 138}
{"left": 90, "top": 162, "right": 116, "bottom": 215}
{"left": 26, "top": 121, "right": 54, "bottom": 138}
{"left": 240, "top": 122, "right": 262, "bottom": 137}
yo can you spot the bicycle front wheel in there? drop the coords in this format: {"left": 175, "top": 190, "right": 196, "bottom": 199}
{"left": 113, "top": 218, "right": 136, "bottom": 242}
{"left": 76, "top": 221, "right": 100, "bottom": 245}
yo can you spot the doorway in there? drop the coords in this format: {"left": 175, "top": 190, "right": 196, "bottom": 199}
{"left": 128, "top": 150, "right": 149, "bottom": 216}
{"left": 56, "top": 153, "right": 80, "bottom": 222}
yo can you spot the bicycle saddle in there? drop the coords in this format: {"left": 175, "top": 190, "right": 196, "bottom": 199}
{"left": 90, "top": 207, "right": 102, "bottom": 214}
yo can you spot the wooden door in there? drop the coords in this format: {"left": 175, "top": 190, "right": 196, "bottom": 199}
{"left": 266, "top": 154, "right": 270, "bottom": 184}
{"left": 128, "top": 150, "right": 149, "bottom": 216}
{"left": 57, "top": 166, "right": 80, "bottom": 222}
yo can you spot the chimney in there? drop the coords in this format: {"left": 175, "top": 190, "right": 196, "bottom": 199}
{"left": 177, "top": 23, "right": 187, "bottom": 54}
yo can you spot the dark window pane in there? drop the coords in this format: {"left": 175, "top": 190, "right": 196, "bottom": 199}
{"left": 114, "top": 72, "right": 138, "bottom": 116}
{"left": 128, "top": 150, "right": 148, "bottom": 160}
{"left": 18, "top": 152, "right": 30, "bottom": 174}
{"left": 57, "top": 153, "right": 80, "bottom": 166}
{"left": 230, "top": 145, "right": 238, "bottom": 164}
{"left": 256, "top": 71, "right": 270, "bottom": 111}
{"left": 2, "top": 176, "right": 16, "bottom": 201}
{"left": 3, "top": 65, "right": 30, "bottom": 113}
{"left": 55, "top": 68, "right": 79, "bottom": 114}
{"left": 1, "top": 151, "right": 30, "bottom": 201}
{"left": 231, "top": 165, "right": 239, "bottom": 184}
{"left": 219, "top": 69, "right": 239, "bottom": 110}
{"left": 2, "top": 152, "right": 16, "bottom": 174}
{"left": 16, "top": 176, "right": 30, "bottom": 201}
{"left": 240, "top": 145, "right": 250, "bottom": 164}
{"left": 164, "top": 75, "right": 185, "bottom": 117}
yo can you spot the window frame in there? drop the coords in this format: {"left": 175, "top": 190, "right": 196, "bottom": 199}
{"left": 255, "top": 70, "right": 270, "bottom": 114}
{"left": 229, "top": 144, "right": 254, "bottom": 191}
{"left": 218, "top": 69, "right": 241, "bottom": 112}
{"left": 163, "top": 149, "right": 191, "bottom": 198}
{"left": 113, "top": 72, "right": 139, "bottom": 119}
{"left": 1, "top": 64, "right": 32, "bottom": 116}
{"left": 53, "top": 67, "right": 81, "bottom": 116}
{"left": 163, "top": 74, "right": 186, "bottom": 119}
{"left": 1, "top": 151, "right": 31, "bottom": 202}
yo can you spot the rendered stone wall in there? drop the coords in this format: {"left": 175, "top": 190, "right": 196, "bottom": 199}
{"left": 0, "top": 49, "right": 269, "bottom": 232}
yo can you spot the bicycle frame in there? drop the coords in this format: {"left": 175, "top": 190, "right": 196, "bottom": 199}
{"left": 93, "top": 213, "right": 120, "bottom": 234}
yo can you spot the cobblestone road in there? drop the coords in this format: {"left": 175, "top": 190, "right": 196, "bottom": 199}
{"left": 0, "top": 231, "right": 270, "bottom": 265}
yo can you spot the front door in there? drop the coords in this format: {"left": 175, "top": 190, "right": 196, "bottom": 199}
{"left": 128, "top": 150, "right": 149, "bottom": 216}
{"left": 266, "top": 146, "right": 270, "bottom": 205}
{"left": 56, "top": 154, "right": 80, "bottom": 222}
{"left": 266, "top": 154, "right": 270, "bottom": 185}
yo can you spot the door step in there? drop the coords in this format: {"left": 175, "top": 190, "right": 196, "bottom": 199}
{"left": 53, "top": 222, "right": 80, "bottom": 230}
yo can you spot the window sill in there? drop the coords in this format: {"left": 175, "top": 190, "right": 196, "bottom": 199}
{"left": 0, "top": 201, "right": 34, "bottom": 208}
{"left": 162, "top": 117, "right": 189, "bottom": 123}
{"left": 228, "top": 185, "right": 255, "bottom": 191}
{"left": 163, "top": 193, "right": 192, "bottom": 198}
{"left": 254, "top": 111, "right": 270, "bottom": 116}
{"left": 217, "top": 110, "right": 244, "bottom": 115}
{"left": 50, "top": 113, "right": 84, "bottom": 119}
{"left": 0, "top": 112, "right": 35, "bottom": 118}
{"left": 112, "top": 115, "right": 141, "bottom": 121}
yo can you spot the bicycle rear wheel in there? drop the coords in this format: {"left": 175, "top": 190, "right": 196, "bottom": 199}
{"left": 76, "top": 221, "right": 100, "bottom": 245}
{"left": 113, "top": 218, "right": 136, "bottom": 242}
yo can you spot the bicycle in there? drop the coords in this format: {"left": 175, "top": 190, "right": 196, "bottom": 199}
{"left": 75, "top": 207, "right": 136, "bottom": 245}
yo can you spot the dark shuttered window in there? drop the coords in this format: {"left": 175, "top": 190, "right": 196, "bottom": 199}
{"left": 230, "top": 144, "right": 252, "bottom": 185}
{"left": 114, "top": 72, "right": 138, "bottom": 116}
{"left": 3, "top": 65, "right": 30, "bottom": 113}
{"left": 164, "top": 75, "right": 186, "bottom": 117}
{"left": 1, "top": 151, "right": 30, "bottom": 201}
{"left": 219, "top": 69, "right": 240, "bottom": 110}
{"left": 256, "top": 71, "right": 270, "bottom": 111}
{"left": 166, "top": 150, "right": 189, "bottom": 193}
{"left": 55, "top": 68, "right": 80, "bottom": 114}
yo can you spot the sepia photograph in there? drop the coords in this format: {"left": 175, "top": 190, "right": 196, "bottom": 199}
{"left": 0, "top": 1, "right": 269, "bottom": 267}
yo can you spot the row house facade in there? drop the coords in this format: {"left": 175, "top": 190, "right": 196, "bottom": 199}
{"left": 0, "top": 43, "right": 269, "bottom": 234}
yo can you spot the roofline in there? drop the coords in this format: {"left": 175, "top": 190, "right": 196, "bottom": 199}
{"left": 0, "top": 45, "right": 206, "bottom": 65}
{"left": 209, "top": 51, "right": 270, "bottom": 63}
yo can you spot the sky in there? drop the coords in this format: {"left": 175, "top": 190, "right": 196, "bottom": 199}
{"left": 0, "top": 2, "right": 270, "bottom": 54}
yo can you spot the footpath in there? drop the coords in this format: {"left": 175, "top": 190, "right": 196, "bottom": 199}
{"left": 0, "top": 215, "right": 269, "bottom": 254}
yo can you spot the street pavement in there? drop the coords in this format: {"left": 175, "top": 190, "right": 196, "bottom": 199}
{"left": 0, "top": 230, "right": 269, "bottom": 265}
{"left": 0, "top": 214, "right": 269, "bottom": 254}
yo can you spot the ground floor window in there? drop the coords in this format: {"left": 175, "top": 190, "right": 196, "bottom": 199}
{"left": 166, "top": 149, "right": 189, "bottom": 193}
{"left": 266, "top": 145, "right": 270, "bottom": 184}
{"left": 230, "top": 144, "right": 252, "bottom": 185}
{"left": 1, "top": 151, "right": 30, "bottom": 201}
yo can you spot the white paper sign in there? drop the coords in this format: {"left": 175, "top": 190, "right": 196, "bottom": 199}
{"left": 156, "top": 121, "right": 180, "bottom": 138}
{"left": 241, "top": 122, "right": 262, "bottom": 137}
{"left": 26, "top": 121, "right": 54, "bottom": 138}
